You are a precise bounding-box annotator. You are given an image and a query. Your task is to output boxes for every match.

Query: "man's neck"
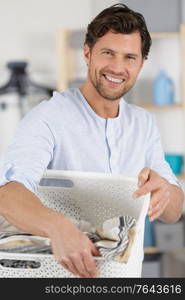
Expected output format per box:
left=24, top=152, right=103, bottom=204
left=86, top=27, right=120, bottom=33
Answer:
left=80, top=83, right=120, bottom=119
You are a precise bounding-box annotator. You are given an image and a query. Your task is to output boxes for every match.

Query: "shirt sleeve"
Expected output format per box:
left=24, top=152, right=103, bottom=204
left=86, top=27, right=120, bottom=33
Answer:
left=145, top=113, right=181, bottom=187
left=0, top=106, right=55, bottom=193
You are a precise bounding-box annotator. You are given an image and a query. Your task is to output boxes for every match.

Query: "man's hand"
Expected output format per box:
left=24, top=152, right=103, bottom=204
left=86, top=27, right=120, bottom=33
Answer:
left=49, top=215, right=100, bottom=278
left=132, top=167, right=171, bottom=221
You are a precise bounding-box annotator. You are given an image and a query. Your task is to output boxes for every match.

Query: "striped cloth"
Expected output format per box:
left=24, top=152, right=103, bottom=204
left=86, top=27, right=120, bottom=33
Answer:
left=80, top=216, right=136, bottom=262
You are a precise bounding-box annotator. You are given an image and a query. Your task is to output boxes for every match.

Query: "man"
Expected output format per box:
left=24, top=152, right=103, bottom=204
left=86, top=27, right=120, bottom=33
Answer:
left=0, top=4, right=184, bottom=278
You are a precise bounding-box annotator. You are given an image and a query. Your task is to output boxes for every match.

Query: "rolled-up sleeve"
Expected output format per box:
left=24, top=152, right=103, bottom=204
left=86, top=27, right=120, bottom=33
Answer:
left=0, top=105, right=55, bottom=193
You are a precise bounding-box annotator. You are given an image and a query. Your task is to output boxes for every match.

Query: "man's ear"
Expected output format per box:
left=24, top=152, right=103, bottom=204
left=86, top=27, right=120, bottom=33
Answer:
left=83, top=44, right=91, bottom=65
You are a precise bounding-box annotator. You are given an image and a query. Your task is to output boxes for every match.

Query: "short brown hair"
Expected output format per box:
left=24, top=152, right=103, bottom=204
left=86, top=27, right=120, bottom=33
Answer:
left=85, top=3, right=152, bottom=59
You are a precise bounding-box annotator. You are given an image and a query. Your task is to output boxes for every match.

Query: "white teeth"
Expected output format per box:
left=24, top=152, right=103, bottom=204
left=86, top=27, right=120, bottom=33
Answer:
left=105, top=75, right=123, bottom=83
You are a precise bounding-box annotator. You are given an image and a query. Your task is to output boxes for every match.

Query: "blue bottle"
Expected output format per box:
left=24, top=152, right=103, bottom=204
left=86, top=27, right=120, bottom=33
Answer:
left=152, top=70, right=174, bottom=105
left=144, top=216, right=155, bottom=247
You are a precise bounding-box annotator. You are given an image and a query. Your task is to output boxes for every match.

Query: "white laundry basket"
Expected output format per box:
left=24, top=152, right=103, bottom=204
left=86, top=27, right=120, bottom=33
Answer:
left=0, top=170, right=150, bottom=278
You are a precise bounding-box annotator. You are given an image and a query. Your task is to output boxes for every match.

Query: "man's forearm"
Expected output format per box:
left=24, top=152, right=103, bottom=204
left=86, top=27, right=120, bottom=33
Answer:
left=0, top=181, right=63, bottom=237
left=159, top=184, right=184, bottom=223
left=0, top=181, right=99, bottom=278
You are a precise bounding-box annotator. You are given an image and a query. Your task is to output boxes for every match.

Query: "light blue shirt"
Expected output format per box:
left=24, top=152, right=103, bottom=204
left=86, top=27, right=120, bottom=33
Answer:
left=0, top=88, right=179, bottom=192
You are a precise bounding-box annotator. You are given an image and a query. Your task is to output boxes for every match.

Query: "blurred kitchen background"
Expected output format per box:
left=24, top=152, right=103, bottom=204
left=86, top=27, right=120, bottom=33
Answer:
left=0, top=0, right=185, bottom=277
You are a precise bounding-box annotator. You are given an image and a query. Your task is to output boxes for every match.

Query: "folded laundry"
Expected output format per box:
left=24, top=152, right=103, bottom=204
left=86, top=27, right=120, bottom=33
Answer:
left=0, top=216, right=136, bottom=268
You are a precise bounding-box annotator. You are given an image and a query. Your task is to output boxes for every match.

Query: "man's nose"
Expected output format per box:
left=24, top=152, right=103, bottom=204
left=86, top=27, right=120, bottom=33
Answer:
left=109, top=56, right=128, bottom=75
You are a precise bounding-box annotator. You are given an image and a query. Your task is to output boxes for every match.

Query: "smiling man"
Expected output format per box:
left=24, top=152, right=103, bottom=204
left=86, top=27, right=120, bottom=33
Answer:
left=81, top=31, right=143, bottom=117
left=0, top=4, right=184, bottom=278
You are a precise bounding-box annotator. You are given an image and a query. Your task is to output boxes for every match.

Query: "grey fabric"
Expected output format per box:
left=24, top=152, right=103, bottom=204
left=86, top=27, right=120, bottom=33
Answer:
left=87, top=216, right=136, bottom=260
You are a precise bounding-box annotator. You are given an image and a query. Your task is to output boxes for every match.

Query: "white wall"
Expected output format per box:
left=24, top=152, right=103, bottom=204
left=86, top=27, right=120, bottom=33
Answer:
left=0, top=0, right=91, bottom=87
left=0, top=0, right=91, bottom=159
left=91, top=0, right=118, bottom=18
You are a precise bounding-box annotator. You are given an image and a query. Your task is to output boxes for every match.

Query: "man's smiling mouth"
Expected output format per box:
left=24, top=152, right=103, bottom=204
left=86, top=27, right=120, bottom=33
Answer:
left=103, top=74, right=125, bottom=83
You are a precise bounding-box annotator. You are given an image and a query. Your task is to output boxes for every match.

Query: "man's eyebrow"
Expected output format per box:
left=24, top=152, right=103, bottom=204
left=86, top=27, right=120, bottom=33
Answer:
left=127, top=53, right=139, bottom=57
left=100, top=47, right=115, bottom=52
left=100, top=48, right=139, bottom=57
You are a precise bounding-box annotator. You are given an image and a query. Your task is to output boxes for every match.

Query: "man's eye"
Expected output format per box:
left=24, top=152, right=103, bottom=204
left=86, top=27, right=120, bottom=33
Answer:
left=102, top=51, right=112, bottom=55
left=128, top=56, right=136, bottom=60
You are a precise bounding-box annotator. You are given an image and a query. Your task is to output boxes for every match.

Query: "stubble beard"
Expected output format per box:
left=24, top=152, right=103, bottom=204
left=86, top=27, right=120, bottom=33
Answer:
left=89, top=69, right=134, bottom=101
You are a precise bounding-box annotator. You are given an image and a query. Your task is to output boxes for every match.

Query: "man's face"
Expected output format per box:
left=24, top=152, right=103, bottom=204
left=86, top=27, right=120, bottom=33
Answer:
left=84, top=31, right=144, bottom=101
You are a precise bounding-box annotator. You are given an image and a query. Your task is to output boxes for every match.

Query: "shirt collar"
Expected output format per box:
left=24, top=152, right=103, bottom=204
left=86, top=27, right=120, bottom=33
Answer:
left=76, top=88, right=124, bottom=122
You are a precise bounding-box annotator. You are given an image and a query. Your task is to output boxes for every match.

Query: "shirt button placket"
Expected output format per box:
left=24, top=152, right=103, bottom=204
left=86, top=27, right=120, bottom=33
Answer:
left=106, top=119, right=117, bottom=173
